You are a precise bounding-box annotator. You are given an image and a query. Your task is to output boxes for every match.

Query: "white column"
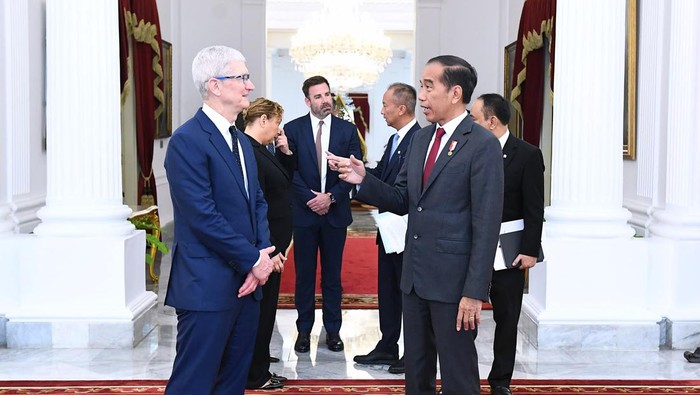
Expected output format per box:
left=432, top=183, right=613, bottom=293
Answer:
left=6, top=0, right=156, bottom=349
left=648, top=0, right=700, bottom=349
left=648, top=0, right=700, bottom=241
left=0, top=0, right=29, bottom=237
left=522, top=1, right=657, bottom=351
left=33, top=0, right=133, bottom=237
left=544, top=0, right=634, bottom=238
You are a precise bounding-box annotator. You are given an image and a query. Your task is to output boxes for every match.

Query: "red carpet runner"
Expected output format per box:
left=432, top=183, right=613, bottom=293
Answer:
left=2, top=379, right=700, bottom=394
left=278, top=237, right=379, bottom=309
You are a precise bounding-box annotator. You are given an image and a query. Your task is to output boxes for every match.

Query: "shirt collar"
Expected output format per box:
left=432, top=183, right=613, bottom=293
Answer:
left=498, top=129, right=510, bottom=150
left=437, top=110, right=470, bottom=135
left=202, top=103, right=236, bottom=133
left=396, top=119, right=417, bottom=140
left=310, top=112, right=331, bottom=127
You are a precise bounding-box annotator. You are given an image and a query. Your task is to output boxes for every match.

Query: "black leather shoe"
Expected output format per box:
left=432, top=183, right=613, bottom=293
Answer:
left=270, top=372, right=287, bottom=382
left=269, top=356, right=280, bottom=363
left=353, top=349, right=398, bottom=365
left=259, top=377, right=284, bottom=390
left=491, top=386, right=513, bottom=395
left=388, top=356, right=405, bottom=374
left=326, top=332, right=344, bottom=352
left=294, top=332, right=310, bottom=353
left=685, top=347, right=700, bottom=363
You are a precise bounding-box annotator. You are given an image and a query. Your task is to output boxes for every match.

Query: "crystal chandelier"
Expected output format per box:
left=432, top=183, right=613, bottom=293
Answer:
left=289, top=0, right=392, bottom=92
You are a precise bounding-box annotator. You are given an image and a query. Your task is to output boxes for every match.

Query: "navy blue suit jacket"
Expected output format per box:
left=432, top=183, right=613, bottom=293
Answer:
left=367, top=122, right=420, bottom=212
left=164, top=108, right=271, bottom=311
left=284, top=114, right=362, bottom=228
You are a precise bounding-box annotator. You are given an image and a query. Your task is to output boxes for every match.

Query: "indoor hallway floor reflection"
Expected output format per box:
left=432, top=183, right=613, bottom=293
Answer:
left=1, top=207, right=698, bottom=381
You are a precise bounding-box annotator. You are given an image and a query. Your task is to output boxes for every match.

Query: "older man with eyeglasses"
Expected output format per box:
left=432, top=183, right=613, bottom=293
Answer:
left=164, top=45, right=275, bottom=395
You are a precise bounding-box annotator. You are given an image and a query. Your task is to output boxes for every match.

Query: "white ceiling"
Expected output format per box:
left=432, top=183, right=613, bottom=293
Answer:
left=266, top=0, right=416, bottom=32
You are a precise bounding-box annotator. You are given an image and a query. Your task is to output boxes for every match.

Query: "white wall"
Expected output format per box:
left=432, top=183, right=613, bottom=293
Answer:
left=415, top=0, right=502, bottom=111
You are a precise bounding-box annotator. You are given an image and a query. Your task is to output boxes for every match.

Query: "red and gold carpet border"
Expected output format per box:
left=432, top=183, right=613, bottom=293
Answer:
left=2, top=379, right=700, bottom=394
left=278, top=293, right=378, bottom=309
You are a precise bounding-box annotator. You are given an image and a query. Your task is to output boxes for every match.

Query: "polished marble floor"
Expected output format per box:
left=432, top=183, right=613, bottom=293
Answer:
left=1, top=209, right=698, bottom=382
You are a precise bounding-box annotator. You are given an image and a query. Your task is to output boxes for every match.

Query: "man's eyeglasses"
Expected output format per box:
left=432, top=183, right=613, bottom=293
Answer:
left=214, top=74, right=251, bottom=82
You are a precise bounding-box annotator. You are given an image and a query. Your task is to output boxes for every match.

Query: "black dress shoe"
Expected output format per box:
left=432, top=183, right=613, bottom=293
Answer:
left=388, top=356, right=405, bottom=374
left=491, top=386, right=513, bottom=395
left=269, top=356, right=280, bottom=363
left=258, top=377, right=284, bottom=390
left=270, top=372, right=287, bottom=382
left=326, top=332, right=344, bottom=352
left=353, top=349, right=398, bottom=365
left=294, top=332, right=310, bottom=353
left=685, top=347, right=700, bottom=363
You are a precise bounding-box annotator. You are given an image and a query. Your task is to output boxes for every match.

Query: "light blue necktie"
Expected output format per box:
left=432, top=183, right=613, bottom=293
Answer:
left=388, top=133, right=400, bottom=161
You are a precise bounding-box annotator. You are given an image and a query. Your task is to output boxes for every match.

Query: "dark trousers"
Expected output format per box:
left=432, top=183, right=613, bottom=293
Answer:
left=376, top=234, right=403, bottom=356
left=488, top=268, right=526, bottom=388
left=246, top=271, right=281, bottom=389
left=403, top=290, right=480, bottom=395
left=165, top=297, right=259, bottom=395
left=293, top=223, right=347, bottom=334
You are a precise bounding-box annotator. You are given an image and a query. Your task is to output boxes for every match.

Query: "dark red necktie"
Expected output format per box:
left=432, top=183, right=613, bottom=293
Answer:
left=422, top=127, right=445, bottom=189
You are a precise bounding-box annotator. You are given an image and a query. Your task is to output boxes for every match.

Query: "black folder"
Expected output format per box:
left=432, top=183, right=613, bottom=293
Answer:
left=498, top=230, right=545, bottom=270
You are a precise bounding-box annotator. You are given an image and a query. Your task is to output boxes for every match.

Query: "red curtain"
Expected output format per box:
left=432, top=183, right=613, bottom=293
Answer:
left=119, top=0, right=165, bottom=206
left=511, top=0, right=556, bottom=147
left=348, top=93, right=370, bottom=139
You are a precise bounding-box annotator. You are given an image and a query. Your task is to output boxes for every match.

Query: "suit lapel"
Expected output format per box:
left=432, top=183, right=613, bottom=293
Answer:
left=301, top=114, right=321, bottom=180
left=199, top=111, right=249, bottom=199
left=422, top=119, right=472, bottom=194
left=411, top=128, right=433, bottom=199
left=261, top=145, right=292, bottom=181
left=387, top=123, right=419, bottom=181
left=378, top=135, right=394, bottom=180
left=502, top=134, right=518, bottom=170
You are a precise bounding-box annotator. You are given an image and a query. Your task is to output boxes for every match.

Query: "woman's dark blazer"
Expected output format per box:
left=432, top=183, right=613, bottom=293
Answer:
left=246, top=135, right=294, bottom=255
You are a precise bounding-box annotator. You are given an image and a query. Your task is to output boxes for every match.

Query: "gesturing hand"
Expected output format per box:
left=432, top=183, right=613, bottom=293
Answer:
left=327, top=152, right=365, bottom=185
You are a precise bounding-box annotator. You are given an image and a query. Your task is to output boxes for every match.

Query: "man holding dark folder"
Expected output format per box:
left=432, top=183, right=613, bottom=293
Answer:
left=470, top=93, right=545, bottom=395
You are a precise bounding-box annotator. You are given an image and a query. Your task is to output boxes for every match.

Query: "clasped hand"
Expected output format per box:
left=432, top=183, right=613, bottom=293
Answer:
left=307, top=190, right=331, bottom=215
left=238, top=246, right=275, bottom=298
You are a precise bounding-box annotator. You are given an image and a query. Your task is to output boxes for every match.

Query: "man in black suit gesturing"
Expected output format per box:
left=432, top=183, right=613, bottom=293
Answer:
left=470, top=94, right=545, bottom=395
left=330, top=56, right=503, bottom=395
left=353, top=83, right=420, bottom=374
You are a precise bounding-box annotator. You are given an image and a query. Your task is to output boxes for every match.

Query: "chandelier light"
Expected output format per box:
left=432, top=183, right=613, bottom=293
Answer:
left=289, top=0, right=392, bottom=92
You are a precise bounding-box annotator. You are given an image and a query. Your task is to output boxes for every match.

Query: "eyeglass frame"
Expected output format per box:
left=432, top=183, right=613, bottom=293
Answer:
left=213, top=74, right=251, bottom=82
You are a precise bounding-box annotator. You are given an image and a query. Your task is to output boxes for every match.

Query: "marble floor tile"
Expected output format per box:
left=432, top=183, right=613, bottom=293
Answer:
left=1, top=215, right=698, bottom=382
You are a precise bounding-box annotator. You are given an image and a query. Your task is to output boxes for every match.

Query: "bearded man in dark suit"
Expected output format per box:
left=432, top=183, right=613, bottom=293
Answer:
left=283, top=76, right=362, bottom=353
